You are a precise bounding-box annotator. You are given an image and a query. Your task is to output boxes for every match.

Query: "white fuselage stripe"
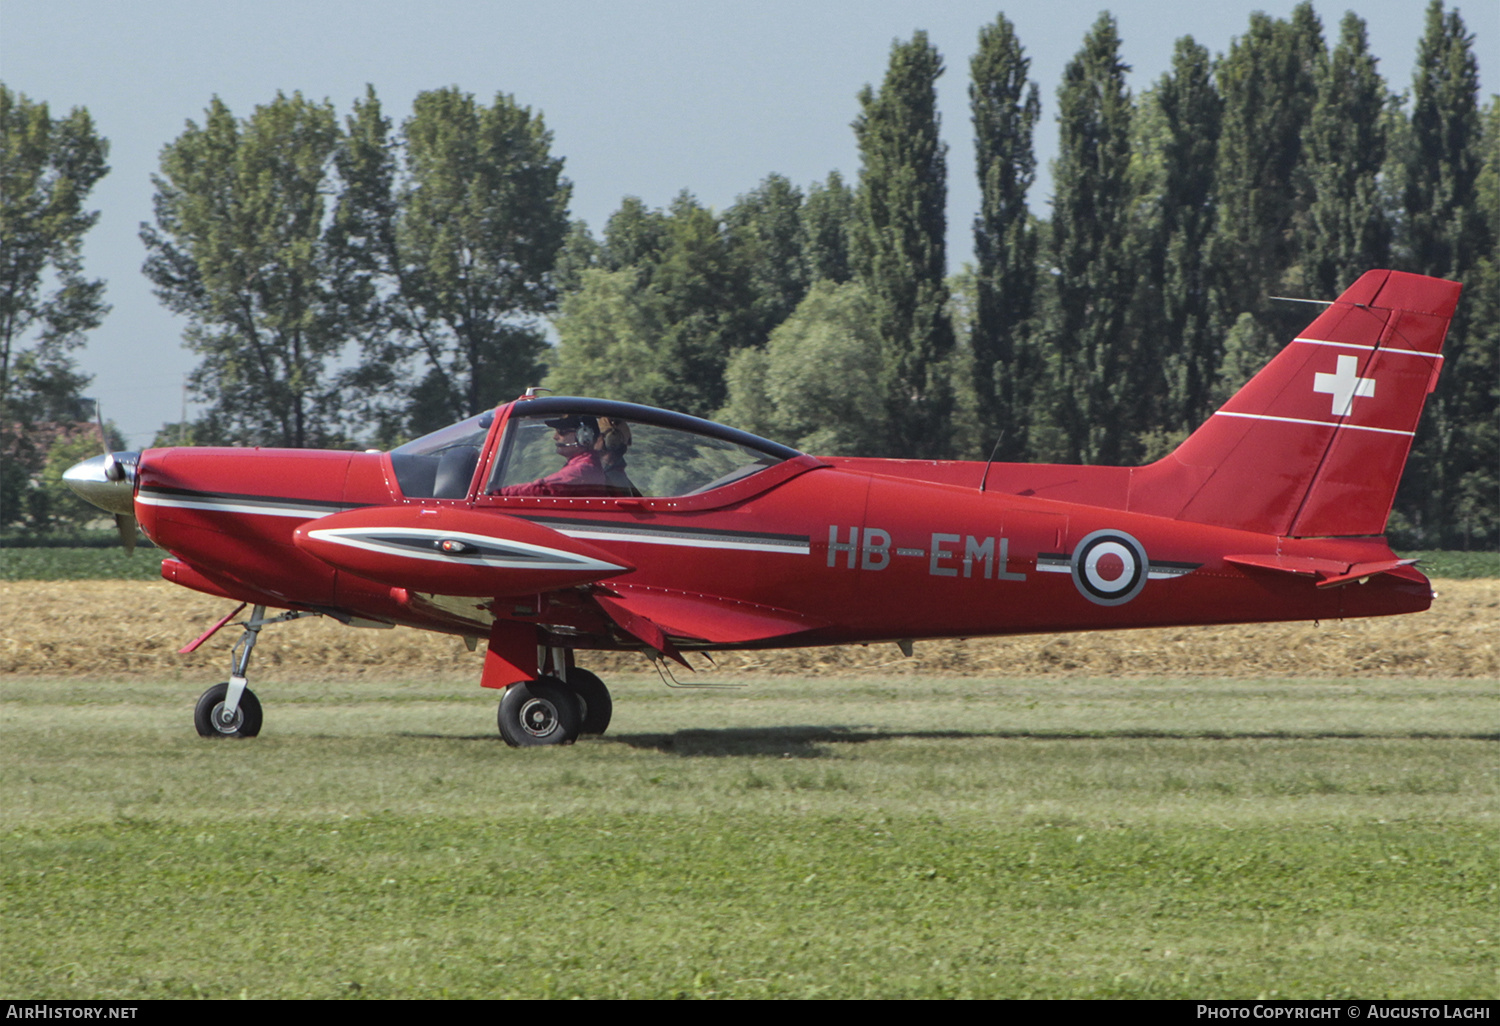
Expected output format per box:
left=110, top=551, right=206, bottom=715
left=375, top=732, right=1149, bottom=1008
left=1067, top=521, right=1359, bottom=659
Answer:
left=555, top=527, right=810, bottom=555
left=138, top=493, right=810, bottom=556
left=1212, top=411, right=1415, bottom=436
left=136, top=494, right=347, bottom=518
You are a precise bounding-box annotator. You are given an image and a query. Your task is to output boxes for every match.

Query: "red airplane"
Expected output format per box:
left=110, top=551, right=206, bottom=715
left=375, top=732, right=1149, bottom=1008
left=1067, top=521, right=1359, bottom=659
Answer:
left=65, top=269, right=1461, bottom=746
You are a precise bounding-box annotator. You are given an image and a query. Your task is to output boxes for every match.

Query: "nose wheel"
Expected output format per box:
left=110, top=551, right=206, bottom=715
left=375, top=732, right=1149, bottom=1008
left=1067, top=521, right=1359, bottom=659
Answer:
left=195, top=681, right=263, bottom=738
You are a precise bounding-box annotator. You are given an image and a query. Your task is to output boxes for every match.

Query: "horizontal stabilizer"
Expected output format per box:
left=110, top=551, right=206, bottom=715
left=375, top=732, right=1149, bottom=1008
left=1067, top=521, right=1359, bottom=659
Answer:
left=1225, top=553, right=1419, bottom=588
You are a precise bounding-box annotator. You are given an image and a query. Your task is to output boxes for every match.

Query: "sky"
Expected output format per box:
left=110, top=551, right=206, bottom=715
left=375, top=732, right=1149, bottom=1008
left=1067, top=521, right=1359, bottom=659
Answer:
left=2, top=0, right=1495, bottom=448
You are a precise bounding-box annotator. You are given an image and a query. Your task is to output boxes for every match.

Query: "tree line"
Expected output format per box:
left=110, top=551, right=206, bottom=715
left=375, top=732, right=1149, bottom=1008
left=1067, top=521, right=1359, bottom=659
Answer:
left=1, top=1, right=1495, bottom=546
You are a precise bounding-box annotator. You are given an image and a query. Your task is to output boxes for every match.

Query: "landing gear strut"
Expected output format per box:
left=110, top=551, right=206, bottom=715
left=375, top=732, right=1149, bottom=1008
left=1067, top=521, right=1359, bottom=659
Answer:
left=193, top=604, right=308, bottom=739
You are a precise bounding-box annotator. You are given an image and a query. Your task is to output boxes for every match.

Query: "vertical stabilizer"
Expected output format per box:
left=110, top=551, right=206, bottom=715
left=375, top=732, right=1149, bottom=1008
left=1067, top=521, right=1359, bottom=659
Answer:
left=1129, top=270, right=1462, bottom=537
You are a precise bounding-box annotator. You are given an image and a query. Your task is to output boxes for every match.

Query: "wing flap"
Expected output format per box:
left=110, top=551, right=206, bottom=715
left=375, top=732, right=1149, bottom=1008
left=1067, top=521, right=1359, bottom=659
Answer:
left=595, top=585, right=827, bottom=645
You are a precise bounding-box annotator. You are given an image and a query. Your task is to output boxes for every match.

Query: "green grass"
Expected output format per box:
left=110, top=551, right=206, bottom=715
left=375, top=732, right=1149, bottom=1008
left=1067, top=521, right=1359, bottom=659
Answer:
left=1400, top=550, right=1500, bottom=580
left=0, top=546, right=162, bottom=581
left=2, top=675, right=1496, bottom=999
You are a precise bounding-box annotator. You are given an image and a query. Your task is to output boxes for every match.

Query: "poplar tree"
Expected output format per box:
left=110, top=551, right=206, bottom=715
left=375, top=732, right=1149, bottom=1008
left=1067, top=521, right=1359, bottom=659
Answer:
left=851, top=31, right=954, bottom=458
left=724, top=173, right=808, bottom=345
left=1208, top=3, right=1324, bottom=392
left=969, top=13, right=1041, bottom=459
left=1153, top=38, right=1223, bottom=435
left=802, top=171, right=855, bottom=285
left=1302, top=12, right=1390, bottom=298
left=1395, top=1, right=1493, bottom=546
left=1041, top=13, right=1136, bottom=464
left=1402, top=0, right=1485, bottom=283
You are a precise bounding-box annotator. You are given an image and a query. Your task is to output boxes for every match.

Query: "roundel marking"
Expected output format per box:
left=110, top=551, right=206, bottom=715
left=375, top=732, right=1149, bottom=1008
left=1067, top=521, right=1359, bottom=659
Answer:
left=1070, top=529, right=1148, bottom=606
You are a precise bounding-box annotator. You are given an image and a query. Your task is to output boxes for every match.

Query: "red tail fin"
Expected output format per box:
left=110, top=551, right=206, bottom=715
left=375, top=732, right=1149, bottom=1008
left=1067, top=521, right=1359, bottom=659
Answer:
left=1131, top=270, right=1462, bottom=537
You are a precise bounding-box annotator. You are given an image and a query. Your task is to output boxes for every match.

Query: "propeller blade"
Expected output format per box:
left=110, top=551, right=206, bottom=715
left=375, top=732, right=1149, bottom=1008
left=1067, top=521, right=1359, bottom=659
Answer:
left=93, top=399, right=111, bottom=455
left=115, top=513, right=138, bottom=555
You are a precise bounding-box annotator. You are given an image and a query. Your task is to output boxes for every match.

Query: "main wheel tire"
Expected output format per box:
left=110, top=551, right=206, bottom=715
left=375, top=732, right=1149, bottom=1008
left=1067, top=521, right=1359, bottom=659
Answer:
left=565, top=668, right=613, bottom=736
left=194, top=682, right=263, bottom=738
left=498, top=678, right=581, bottom=748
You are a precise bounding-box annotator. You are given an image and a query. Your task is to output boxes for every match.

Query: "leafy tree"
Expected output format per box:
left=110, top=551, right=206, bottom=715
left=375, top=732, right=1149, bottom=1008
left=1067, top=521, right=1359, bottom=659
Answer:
left=1401, top=0, right=1485, bottom=282
left=381, top=88, right=572, bottom=434
left=851, top=31, right=955, bottom=458
left=717, top=280, right=886, bottom=454
left=546, top=268, right=673, bottom=406
left=1302, top=12, right=1390, bottom=298
left=599, top=196, right=670, bottom=277
left=142, top=93, right=348, bottom=448
left=725, top=174, right=808, bottom=344
left=642, top=193, right=755, bottom=416
left=0, top=85, right=107, bottom=423
left=0, top=85, right=108, bottom=531
left=801, top=171, right=855, bottom=285
left=551, top=219, right=603, bottom=294
left=969, top=13, right=1041, bottom=459
left=1039, top=13, right=1137, bottom=464
left=1446, top=95, right=1499, bottom=546
left=548, top=193, right=754, bottom=416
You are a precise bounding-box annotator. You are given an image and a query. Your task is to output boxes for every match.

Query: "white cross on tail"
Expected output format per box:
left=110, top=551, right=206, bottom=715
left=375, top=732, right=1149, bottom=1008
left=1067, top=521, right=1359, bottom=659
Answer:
left=1313, top=354, right=1376, bottom=416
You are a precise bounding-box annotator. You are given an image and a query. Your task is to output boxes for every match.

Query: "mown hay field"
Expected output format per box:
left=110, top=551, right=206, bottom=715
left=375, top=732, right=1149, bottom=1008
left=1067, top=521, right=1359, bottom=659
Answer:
left=2, top=578, right=1496, bottom=681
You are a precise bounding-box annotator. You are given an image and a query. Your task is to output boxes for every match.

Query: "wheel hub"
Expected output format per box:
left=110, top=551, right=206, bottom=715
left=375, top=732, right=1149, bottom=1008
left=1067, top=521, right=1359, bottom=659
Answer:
left=519, top=697, right=560, bottom=738
left=211, top=702, right=243, bottom=734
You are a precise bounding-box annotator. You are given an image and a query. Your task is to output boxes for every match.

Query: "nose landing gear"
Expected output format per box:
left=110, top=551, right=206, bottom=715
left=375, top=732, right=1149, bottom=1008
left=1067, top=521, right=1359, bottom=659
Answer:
left=192, top=605, right=309, bottom=739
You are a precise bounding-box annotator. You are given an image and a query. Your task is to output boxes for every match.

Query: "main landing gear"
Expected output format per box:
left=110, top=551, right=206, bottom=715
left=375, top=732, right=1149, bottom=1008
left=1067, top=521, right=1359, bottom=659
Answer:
left=194, top=604, right=306, bottom=739
left=496, top=667, right=614, bottom=748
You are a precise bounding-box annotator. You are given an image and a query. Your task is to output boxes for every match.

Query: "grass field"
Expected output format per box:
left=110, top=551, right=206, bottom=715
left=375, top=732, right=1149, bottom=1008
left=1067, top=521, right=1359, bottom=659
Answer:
left=3, top=672, right=1496, bottom=999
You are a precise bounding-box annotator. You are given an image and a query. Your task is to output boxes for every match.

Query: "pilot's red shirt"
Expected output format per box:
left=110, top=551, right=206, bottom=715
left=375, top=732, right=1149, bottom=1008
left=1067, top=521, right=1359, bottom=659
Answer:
left=496, top=451, right=606, bottom=497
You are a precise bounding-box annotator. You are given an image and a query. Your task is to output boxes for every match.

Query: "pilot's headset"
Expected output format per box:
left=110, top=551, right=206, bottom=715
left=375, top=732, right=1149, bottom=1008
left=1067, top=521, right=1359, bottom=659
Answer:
left=595, top=417, right=631, bottom=459
left=575, top=417, right=598, bottom=449
left=547, top=415, right=597, bottom=450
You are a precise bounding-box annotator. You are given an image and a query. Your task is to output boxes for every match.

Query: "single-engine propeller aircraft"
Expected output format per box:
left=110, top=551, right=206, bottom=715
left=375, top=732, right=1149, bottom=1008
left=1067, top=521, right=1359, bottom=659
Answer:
left=65, top=270, right=1461, bottom=746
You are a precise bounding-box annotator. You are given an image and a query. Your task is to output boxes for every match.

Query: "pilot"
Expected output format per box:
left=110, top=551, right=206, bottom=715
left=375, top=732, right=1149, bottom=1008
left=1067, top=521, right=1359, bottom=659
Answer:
left=494, top=415, right=608, bottom=497
left=594, top=417, right=639, bottom=495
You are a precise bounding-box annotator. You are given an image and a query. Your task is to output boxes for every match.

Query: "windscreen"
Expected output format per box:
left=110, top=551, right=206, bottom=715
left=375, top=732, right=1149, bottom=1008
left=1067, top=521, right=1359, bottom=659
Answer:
left=389, top=410, right=494, bottom=499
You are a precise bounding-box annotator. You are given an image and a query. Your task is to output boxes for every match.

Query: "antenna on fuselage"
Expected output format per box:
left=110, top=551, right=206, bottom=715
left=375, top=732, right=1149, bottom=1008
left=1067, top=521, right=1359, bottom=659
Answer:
left=978, top=432, right=1005, bottom=494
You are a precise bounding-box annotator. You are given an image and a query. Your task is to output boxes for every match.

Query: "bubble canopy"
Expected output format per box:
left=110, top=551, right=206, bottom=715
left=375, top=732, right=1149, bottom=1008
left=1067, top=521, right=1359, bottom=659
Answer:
left=389, top=398, right=803, bottom=501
